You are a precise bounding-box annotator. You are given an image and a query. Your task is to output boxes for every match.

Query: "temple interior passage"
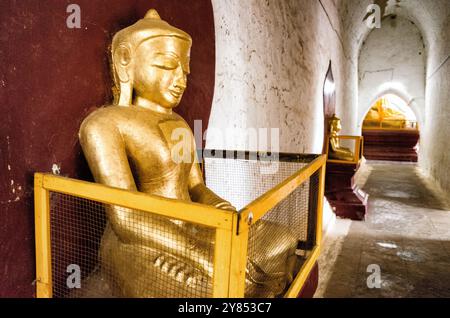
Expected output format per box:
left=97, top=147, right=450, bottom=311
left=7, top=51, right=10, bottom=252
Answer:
left=1, top=0, right=450, bottom=299
left=317, top=161, right=450, bottom=297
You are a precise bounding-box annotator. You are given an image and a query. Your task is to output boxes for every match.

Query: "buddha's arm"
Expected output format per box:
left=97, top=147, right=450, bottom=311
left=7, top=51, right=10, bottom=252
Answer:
left=329, top=138, right=353, bottom=157
left=79, top=117, right=148, bottom=242
left=79, top=118, right=199, bottom=242
left=335, top=146, right=353, bottom=155
left=330, top=138, right=350, bottom=153
left=188, top=160, right=236, bottom=211
left=79, top=117, right=215, bottom=275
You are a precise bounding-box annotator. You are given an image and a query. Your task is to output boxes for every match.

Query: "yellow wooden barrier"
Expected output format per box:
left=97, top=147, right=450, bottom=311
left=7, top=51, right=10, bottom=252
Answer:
left=34, top=154, right=326, bottom=298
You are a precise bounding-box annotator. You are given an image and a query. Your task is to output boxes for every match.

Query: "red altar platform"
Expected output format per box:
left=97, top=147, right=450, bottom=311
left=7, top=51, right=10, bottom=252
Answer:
left=325, top=136, right=369, bottom=221
left=362, top=129, right=419, bottom=162
left=325, top=161, right=368, bottom=220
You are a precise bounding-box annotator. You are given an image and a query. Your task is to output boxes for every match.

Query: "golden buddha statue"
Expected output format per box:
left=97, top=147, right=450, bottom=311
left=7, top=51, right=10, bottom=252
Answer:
left=79, top=10, right=297, bottom=298
left=363, top=98, right=406, bottom=129
left=328, top=115, right=354, bottom=161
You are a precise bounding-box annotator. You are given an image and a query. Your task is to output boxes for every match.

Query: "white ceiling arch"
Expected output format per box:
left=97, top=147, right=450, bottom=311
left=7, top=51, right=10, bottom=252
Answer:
left=359, top=87, right=421, bottom=127
left=357, top=14, right=426, bottom=129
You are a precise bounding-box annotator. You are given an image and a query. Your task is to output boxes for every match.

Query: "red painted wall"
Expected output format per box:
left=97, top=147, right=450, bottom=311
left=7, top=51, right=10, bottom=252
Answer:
left=0, top=0, right=215, bottom=297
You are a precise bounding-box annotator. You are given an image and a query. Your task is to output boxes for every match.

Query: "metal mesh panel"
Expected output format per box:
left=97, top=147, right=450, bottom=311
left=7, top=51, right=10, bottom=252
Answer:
left=205, top=157, right=308, bottom=211
left=339, top=138, right=356, bottom=153
left=49, top=192, right=215, bottom=298
left=204, top=152, right=320, bottom=297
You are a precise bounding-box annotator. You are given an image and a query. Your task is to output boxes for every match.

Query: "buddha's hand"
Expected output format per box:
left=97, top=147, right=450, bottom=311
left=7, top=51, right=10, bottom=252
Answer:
left=213, top=200, right=237, bottom=211
left=343, top=147, right=353, bottom=153
left=190, top=184, right=237, bottom=211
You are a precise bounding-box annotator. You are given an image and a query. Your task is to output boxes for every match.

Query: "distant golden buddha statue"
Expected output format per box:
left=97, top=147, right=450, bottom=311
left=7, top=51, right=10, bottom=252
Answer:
left=328, top=115, right=354, bottom=161
left=79, top=10, right=297, bottom=298
left=363, top=98, right=406, bottom=129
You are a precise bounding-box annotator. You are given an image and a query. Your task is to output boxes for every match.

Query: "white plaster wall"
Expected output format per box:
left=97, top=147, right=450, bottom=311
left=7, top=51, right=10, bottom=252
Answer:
left=207, top=0, right=350, bottom=234
left=358, top=16, right=426, bottom=130
left=205, top=0, right=450, bottom=231
left=207, top=0, right=348, bottom=153
left=379, top=0, right=450, bottom=194
left=419, top=6, right=450, bottom=194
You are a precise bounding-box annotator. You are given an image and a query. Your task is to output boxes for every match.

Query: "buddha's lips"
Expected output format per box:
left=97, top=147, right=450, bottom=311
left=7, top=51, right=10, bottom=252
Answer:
left=169, top=90, right=184, bottom=98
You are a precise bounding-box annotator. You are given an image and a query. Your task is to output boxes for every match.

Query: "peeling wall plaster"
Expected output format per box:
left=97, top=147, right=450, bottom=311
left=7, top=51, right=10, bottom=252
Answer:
left=207, top=0, right=351, bottom=240
left=207, top=0, right=350, bottom=153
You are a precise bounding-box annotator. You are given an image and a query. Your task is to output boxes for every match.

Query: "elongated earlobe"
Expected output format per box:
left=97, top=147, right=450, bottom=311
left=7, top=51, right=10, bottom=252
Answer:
left=113, top=44, right=133, bottom=106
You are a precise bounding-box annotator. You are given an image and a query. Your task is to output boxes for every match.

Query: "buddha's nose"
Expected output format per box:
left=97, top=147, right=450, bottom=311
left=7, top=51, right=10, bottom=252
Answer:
left=173, top=69, right=187, bottom=91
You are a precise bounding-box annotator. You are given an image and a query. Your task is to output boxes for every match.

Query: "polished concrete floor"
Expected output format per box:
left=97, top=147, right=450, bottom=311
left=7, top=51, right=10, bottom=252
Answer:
left=316, top=161, right=450, bottom=298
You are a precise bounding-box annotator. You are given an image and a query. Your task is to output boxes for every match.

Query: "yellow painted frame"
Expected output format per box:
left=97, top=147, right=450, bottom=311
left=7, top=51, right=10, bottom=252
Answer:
left=326, top=135, right=363, bottom=165
left=34, top=154, right=326, bottom=298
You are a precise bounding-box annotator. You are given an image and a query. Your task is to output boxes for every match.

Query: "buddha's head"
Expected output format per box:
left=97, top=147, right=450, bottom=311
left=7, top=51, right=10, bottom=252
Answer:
left=111, top=9, right=192, bottom=110
left=329, top=114, right=342, bottom=134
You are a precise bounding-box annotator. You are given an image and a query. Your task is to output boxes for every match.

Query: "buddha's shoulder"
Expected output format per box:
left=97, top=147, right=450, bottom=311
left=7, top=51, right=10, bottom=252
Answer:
left=80, top=106, right=189, bottom=133
left=82, top=105, right=139, bottom=124
left=86, top=105, right=137, bottom=119
left=79, top=105, right=134, bottom=133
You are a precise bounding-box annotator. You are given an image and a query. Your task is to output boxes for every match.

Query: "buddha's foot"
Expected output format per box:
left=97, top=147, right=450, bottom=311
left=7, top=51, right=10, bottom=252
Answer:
left=153, top=254, right=200, bottom=287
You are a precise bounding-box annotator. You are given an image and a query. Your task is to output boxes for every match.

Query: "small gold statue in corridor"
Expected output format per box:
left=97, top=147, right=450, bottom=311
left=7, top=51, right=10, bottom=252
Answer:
left=328, top=115, right=355, bottom=161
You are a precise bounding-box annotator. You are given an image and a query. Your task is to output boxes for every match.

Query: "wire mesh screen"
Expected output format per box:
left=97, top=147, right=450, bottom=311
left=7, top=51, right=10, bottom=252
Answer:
left=204, top=152, right=310, bottom=211
left=339, top=138, right=356, bottom=153
left=204, top=151, right=320, bottom=297
left=48, top=192, right=215, bottom=298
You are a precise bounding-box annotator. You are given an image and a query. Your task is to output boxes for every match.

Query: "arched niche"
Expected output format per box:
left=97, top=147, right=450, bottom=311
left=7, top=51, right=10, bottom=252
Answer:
left=359, top=88, right=421, bottom=132
left=361, top=91, right=421, bottom=162
left=322, top=61, right=336, bottom=153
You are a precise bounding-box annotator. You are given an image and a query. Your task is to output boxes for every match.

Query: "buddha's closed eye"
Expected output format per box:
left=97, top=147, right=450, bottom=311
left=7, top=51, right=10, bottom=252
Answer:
left=152, top=57, right=179, bottom=70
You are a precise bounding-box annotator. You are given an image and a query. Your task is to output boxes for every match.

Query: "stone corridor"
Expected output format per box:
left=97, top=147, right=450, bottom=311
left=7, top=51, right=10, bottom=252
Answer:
left=316, top=161, right=450, bottom=297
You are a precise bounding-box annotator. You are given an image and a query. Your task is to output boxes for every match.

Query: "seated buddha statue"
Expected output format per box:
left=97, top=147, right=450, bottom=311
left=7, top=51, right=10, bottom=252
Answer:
left=328, top=115, right=354, bottom=161
left=79, top=10, right=298, bottom=298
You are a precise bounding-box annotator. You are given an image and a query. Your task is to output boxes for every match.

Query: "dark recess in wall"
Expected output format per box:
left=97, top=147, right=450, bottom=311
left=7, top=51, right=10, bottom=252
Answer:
left=322, top=61, right=336, bottom=154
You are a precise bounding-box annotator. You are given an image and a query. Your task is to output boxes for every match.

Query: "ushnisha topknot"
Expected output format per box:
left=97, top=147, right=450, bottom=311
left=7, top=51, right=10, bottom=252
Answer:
left=330, top=114, right=340, bottom=122
left=112, top=9, right=192, bottom=52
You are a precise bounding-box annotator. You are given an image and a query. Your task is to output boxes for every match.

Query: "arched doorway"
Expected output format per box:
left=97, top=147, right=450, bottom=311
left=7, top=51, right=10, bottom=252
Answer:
left=362, top=93, right=418, bottom=129
left=362, top=94, right=420, bottom=162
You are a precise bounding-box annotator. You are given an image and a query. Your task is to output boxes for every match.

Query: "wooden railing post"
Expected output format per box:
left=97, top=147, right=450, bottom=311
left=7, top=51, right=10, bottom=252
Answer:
left=34, top=173, right=52, bottom=298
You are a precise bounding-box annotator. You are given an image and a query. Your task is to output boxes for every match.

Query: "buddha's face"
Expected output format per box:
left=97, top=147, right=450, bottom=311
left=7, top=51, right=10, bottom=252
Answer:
left=133, top=36, right=191, bottom=109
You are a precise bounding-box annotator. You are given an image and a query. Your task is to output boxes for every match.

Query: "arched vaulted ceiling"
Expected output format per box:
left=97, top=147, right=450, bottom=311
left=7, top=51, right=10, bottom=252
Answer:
left=340, top=0, right=450, bottom=74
